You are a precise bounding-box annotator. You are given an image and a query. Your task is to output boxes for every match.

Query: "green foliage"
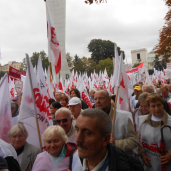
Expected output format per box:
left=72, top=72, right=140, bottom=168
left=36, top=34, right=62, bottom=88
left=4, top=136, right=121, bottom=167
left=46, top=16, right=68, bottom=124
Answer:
left=66, top=53, right=73, bottom=71
left=0, top=71, right=6, bottom=79
left=154, top=57, right=167, bottom=70
left=133, top=63, right=141, bottom=68
left=148, top=69, right=154, bottom=75
left=96, top=58, right=113, bottom=77
left=87, top=39, right=125, bottom=63
left=20, top=51, right=49, bottom=71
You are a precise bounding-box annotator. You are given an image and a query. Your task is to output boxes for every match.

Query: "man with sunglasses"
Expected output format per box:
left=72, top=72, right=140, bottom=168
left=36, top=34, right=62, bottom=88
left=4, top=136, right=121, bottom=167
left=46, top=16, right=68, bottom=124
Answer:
left=55, top=107, right=77, bottom=145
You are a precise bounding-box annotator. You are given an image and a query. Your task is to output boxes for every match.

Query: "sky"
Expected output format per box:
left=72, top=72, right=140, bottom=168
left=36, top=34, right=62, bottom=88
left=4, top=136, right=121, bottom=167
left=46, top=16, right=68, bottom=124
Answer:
left=0, top=0, right=168, bottom=66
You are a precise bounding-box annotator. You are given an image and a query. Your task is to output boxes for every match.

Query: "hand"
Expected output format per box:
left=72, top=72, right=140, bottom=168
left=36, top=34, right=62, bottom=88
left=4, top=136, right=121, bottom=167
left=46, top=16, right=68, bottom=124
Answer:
left=142, top=154, right=151, bottom=167
left=160, top=152, right=171, bottom=165
left=110, top=136, right=115, bottom=145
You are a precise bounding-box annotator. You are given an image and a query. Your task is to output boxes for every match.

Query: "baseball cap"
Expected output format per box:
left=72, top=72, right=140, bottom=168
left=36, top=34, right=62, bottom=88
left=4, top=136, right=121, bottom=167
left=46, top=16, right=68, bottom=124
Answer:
left=12, top=97, right=19, bottom=101
left=69, top=97, right=81, bottom=105
left=134, top=86, right=142, bottom=91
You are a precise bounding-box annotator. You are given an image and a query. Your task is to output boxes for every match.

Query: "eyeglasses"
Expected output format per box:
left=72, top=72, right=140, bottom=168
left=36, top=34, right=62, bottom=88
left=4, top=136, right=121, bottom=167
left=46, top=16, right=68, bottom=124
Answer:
left=56, top=118, right=68, bottom=124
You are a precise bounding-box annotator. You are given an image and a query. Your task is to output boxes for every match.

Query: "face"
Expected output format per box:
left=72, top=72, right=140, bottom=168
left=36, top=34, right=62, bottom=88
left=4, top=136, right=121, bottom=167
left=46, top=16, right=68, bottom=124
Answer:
left=149, top=101, right=164, bottom=117
left=140, top=102, right=150, bottom=114
left=55, top=112, right=72, bottom=134
left=69, top=104, right=82, bottom=119
left=161, top=89, right=169, bottom=98
left=61, top=99, right=67, bottom=107
left=70, top=91, right=77, bottom=98
left=94, top=91, right=110, bottom=112
left=75, top=115, right=109, bottom=159
left=50, top=104, right=57, bottom=115
left=90, top=92, right=95, bottom=98
left=10, top=132, right=26, bottom=149
left=45, top=132, right=64, bottom=157
left=134, top=90, right=142, bottom=98
left=55, top=93, right=61, bottom=102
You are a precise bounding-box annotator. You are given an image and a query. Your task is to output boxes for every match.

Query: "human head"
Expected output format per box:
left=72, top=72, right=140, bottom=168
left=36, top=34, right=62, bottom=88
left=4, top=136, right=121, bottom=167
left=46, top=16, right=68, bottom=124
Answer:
left=69, top=97, right=82, bottom=119
left=10, top=102, right=18, bottom=116
left=75, top=109, right=111, bottom=159
left=94, top=90, right=111, bottom=113
left=134, top=86, right=142, bottom=98
left=54, top=92, right=62, bottom=102
left=160, top=86, right=169, bottom=98
left=90, top=89, right=96, bottom=98
left=55, top=108, right=72, bottom=134
left=49, top=98, right=55, bottom=106
left=43, top=126, right=67, bottom=157
left=145, top=93, right=164, bottom=117
left=60, top=95, right=68, bottom=107
left=142, top=84, right=155, bottom=93
left=138, top=92, right=150, bottom=114
left=50, top=102, right=62, bottom=115
left=168, top=84, right=171, bottom=93
left=8, top=123, right=28, bottom=149
left=70, top=89, right=81, bottom=98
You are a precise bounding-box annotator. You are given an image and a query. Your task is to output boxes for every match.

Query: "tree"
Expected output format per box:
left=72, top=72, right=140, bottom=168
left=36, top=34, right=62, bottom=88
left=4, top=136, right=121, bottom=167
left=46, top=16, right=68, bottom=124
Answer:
left=66, top=53, right=73, bottom=71
left=96, top=58, right=113, bottom=77
left=153, top=0, right=171, bottom=61
left=153, top=57, right=167, bottom=70
left=85, top=0, right=107, bottom=5
left=74, top=54, right=80, bottom=63
left=88, top=39, right=125, bottom=64
left=0, top=71, right=6, bottom=79
left=20, top=51, right=49, bottom=71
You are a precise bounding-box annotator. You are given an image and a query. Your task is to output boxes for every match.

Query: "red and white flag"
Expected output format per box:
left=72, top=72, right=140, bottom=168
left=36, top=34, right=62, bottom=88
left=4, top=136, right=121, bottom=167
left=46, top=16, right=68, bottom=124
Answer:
left=46, top=3, right=61, bottom=74
left=59, top=76, right=63, bottom=91
left=0, top=74, right=12, bottom=143
left=19, top=55, right=52, bottom=149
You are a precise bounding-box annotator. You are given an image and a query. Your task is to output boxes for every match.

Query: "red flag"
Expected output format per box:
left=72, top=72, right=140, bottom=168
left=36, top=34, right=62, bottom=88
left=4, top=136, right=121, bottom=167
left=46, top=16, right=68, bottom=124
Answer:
left=46, top=3, right=61, bottom=74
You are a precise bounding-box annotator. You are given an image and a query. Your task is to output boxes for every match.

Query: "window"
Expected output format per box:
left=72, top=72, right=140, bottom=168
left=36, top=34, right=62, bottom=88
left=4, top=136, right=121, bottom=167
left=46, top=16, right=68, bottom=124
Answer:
left=137, top=53, right=140, bottom=59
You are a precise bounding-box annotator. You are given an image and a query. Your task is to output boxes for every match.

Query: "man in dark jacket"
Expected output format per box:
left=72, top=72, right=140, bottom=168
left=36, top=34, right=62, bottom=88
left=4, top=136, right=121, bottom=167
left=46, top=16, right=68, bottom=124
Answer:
left=73, top=109, right=143, bottom=171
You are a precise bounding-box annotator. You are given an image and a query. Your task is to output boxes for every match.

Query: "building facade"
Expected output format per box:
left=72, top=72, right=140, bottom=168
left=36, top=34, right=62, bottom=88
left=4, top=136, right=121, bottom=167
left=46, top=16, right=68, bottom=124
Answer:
left=0, top=61, right=22, bottom=72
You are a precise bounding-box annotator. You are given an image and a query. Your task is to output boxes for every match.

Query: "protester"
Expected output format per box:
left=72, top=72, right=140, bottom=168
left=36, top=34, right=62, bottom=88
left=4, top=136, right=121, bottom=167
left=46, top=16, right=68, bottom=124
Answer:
left=74, top=108, right=143, bottom=171
left=60, top=95, right=69, bottom=108
left=48, top=98, right=55, bottom=106
left=55, top=108, right=76, bottom=145
left=50, top=102, right=62, bottom=125
left=54, top=92, right=62, bottom=103
left=138, top=93, right=171, bottom=170
left=32, top=126, right=83, bottom=171
left=160, top=85, right=171, bottom=102
left=132, top=92, right=150, bottom=133
left=89, top=89, right=95, bottom=103
left=168, top=84, right=171, bottom=93
left=94, top=90, right=139, bottom=155
left=0, top=156, right=9, bottom=171
left=8, top=124, right=40, bottom=171
left=0, top=139, right=21, bottom=171
left=70, top=89, right=88, bottom=109
left=68, top=97, right=82, bottom=125
left=11, top=102, right=19, bottom=126
left=12, top=96, right=21, bottom=108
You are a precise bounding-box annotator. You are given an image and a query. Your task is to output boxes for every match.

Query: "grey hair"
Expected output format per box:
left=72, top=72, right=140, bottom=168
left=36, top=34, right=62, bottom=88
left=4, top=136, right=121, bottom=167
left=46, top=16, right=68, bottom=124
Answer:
left=142, top=84, right=155, bottom=93
left=138, top=92, right=149, bottom=104
left=43, top=125, right=68, bottom=143
left=55, top=92, right=62, bottom=96
left=8, top=123, right=28, bottom=139
left=80, top=109, right=112, bottom=137
left=55, top=107, right=72, bottom=118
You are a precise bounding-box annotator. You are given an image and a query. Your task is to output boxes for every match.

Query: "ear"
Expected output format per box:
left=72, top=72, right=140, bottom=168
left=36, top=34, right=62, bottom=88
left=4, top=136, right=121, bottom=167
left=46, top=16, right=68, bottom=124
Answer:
left=102, top=134, right=111, bottom=147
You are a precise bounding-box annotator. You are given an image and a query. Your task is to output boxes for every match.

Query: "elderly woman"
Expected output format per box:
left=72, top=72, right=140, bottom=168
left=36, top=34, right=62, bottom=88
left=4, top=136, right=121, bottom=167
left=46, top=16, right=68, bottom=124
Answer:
left=132, top=92, right=150, bottom=133
left=138, top=93, right=171, bottom=171
left=32, top=126, right=83, bottom=171
left=8, top=124, right=40, bottom=171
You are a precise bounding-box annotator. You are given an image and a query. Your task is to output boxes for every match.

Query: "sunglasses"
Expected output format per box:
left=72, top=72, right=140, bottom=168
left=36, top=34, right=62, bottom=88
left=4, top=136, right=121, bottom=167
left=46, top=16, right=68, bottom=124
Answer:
left=56, top=118, right=68, bottom=124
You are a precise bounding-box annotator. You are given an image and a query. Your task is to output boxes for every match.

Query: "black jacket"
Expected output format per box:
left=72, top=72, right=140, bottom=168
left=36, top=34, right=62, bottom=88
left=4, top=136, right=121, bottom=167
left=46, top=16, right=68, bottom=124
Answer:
left=108, top=143, right=143, bottom=171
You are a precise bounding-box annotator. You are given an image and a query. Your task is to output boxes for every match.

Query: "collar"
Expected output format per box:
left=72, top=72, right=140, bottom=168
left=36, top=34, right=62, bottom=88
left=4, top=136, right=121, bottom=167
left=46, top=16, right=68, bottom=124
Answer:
left=83, top=150, right=108, bottom=171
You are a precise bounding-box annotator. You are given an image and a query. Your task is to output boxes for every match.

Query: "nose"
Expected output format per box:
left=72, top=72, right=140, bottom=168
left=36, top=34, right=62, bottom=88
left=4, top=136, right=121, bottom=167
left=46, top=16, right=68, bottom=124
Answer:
left=76, top=130, right=83, bottom=144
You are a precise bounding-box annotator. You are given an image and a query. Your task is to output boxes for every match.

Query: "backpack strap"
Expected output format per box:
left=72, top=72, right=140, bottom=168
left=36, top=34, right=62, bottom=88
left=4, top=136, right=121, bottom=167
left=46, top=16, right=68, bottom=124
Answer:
left=69, top=147, right=77, bottom=170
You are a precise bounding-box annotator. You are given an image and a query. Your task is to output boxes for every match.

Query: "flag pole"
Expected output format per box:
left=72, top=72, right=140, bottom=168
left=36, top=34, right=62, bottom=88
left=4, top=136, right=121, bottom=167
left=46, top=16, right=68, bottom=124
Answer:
left=0, top=73, right=8, bottom=87
left=111, top=54, right=122, bottom=137
left=26, top=54, right=43, bottom=152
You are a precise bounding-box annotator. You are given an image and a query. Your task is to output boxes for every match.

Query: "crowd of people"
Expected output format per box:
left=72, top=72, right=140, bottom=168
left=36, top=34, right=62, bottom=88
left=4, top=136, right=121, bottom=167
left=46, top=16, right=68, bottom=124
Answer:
left=1, top=79, right=171, bottom=171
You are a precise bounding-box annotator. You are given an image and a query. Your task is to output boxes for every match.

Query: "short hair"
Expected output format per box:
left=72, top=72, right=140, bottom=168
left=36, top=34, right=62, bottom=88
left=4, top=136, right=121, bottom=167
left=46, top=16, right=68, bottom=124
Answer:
left=42, top=125, right=68, bottom=143
left=95, top=90, right=110, bottom=98
left=145, top=93, right=164, bottom=107
left=55, top=92, right=62, bottom=97
left=49, top=99, right=55, bottom=105
left=70, top=89, right=81, bottom=98
left=142, top=84, right=155, bottom=93
left=90, top=89, right=96, bottom=94
left=8, top=123, right=28, bottom=139
left=60, top=95, right=69, bottom=104
left=51, top=102, right=62, bottom=109
left=133, top=83, right=139, bottom=88
left=80, top=109, right=112, bottom=137
left=138, top=92, right=149, bottom=104
left=55, top=107, right=72, bottom=118
left=160, top=86, right=168, bottom=92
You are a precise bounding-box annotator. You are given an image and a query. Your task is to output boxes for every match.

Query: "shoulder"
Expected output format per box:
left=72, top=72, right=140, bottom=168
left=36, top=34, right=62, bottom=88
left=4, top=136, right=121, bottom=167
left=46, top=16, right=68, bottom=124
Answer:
left=25, top=142, right=41, bottom=154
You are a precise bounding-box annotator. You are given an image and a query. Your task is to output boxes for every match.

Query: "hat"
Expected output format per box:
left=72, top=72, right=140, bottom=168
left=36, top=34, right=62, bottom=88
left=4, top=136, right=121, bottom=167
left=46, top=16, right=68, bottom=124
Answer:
left=12, top=97, right=19, bottom=101
left=134, top=86, right=142, bottom=91
left=69, top=97, right=81, bottom=105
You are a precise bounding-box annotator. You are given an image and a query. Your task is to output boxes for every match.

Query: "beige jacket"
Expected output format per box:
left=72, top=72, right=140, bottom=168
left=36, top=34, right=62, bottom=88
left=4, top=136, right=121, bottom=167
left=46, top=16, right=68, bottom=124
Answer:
left=109, top=105, right=139, bottom=153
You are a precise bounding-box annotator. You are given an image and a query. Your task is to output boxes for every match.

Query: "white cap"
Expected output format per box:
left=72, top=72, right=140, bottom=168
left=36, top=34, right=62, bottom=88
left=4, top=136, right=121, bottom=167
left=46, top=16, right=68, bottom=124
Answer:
left=69, top=97, right=81, bottom=105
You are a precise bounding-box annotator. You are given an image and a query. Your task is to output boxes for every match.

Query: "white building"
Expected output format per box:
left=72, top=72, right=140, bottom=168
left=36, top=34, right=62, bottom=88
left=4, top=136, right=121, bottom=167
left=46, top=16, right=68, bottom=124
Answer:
left=148, top=51, right=156, bottom=70
left=131, top=48, right=148, bottom=69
